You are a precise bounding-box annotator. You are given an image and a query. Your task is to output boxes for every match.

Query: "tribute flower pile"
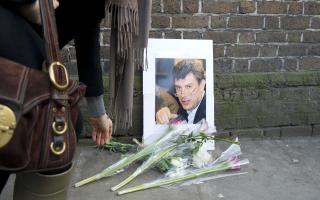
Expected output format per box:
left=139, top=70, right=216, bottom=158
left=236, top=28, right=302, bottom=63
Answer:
left=75, top=120, right=249, bottom=195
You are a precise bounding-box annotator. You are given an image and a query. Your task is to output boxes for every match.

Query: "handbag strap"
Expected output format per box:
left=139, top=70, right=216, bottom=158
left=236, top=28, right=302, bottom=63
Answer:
left=39, top=0, right=69, bottom=91
left=39, top=0, right=71, bottom=157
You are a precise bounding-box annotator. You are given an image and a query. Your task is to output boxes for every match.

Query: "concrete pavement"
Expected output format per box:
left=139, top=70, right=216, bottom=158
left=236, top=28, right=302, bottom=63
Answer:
left=1, top=136, right=320, bottom=200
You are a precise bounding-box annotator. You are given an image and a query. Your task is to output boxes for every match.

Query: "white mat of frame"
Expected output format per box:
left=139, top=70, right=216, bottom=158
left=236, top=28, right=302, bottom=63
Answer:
left=143, top=39, right=215, bottom=145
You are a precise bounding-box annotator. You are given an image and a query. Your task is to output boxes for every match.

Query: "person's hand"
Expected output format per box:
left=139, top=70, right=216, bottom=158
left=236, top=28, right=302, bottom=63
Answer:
left=156, top=107, right=178, bottom=124
left=19, top=0, right=60, bottom=25
left=90, top=113, right=113, bottom=145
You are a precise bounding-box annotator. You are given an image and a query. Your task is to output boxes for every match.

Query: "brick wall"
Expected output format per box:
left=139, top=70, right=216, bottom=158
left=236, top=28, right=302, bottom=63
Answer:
left=62, top=0, right=320, bottom=138
left=148, top=0, right=320, bottom=138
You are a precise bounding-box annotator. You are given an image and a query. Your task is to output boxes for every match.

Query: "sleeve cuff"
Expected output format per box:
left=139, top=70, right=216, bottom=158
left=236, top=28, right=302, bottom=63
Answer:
left=86, top=95, right=106, bottom=117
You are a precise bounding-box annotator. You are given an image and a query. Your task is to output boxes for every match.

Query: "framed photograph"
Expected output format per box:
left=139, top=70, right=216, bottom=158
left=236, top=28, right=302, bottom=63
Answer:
left=143, top=39, right=215, bottom=145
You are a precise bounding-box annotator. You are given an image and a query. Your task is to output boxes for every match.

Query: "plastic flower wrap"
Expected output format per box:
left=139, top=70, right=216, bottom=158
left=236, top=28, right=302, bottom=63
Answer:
left=75, top=119, right=247, bottom=194
left=192, top=142, right=213, bottom=168
left=111, top=126, right=211, bottom=191
left=75, top=125, right=190, bottom=187
left=111, top=122, right=241, bottom=191
left=117, top=142, right=249, bottom=195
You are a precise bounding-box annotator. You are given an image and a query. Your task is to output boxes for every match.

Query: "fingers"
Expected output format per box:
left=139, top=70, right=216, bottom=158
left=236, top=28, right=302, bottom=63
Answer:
left=96, top=131, right=102, bottom=145
left=90, top=114, right=113, bottom=145
left=106, top=118, right=113, bottom=143
left=92, top=130, right=107, bottom=145
left=92, top=129, right=97, bottom=143
left=156, top=107, right=177, bottom=124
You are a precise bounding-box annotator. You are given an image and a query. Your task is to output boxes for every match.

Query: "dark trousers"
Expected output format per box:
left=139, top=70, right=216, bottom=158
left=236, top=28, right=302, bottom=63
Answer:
left=0, top=4, right=83, bottom=194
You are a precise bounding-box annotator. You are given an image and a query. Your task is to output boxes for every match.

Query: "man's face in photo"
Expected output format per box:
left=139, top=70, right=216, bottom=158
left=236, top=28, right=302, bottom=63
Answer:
left=174, top=72, right=205, bottom=111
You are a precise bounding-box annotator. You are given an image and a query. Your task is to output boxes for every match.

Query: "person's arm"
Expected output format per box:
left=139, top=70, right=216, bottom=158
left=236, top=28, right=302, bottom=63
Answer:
left=74, top=22, right=103, bottom=98
left=4, top=0, right=59, bottom=25
left=74, top=21, right=112, bottom=145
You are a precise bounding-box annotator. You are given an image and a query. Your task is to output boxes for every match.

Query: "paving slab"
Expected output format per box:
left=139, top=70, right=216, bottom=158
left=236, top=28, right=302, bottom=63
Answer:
left=1, top=136, right=320, bottom=200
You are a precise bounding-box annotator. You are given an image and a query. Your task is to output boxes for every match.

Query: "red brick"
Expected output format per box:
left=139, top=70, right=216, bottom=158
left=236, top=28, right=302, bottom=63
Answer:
left=265, top=16, right=280, bottom=29
left=303, top=31, right=320, bottom=43
left=281, top=16, right=310, bottom=30
left=258, top=2, right=287, bottom=14
left=256, top=32, right=286, bottom=43
left=211, top=16, right=227, bottom=29
left=308, top=45, right=320, bottom=56
left=311, top=17, right=320, bottom=29
left=152, top=0, right=161, bottom=13
left=278, top=45, right=307, bottom=57
left=288, top=2, right=302, bottom=15
left=283, top=59, right=298, bottom=71
left=203, top=31, right=237, bottom=44
left=214, top=58, right=233, bottom=73
left=212, top=45, right=224, bottom=58
left=234, top=60, right=249, bottom=72
left=183, top=31, right=201, bottom=39
left=259, top=46, right=277, bottom=57
left=228, top=16, right=263, bottom=29
left=287, top=32, right=302, bottom=43
left=239, top=1, right=256, bottom=14
left=239, top=32, right=255, bottom=43
left=152, top=16, right=170, bottom=28
left=250, top=59, right=282, bottom=72
left=202, top=1, right=237, bottom=14
left=164, top=31, right=181, bottom=39
left=163, top=0, right=181, bottom=14
left=183, top=0, right=198, bottom=13
left=149, top=31, right=163, bottom=38
left=300, top=57, right=320, bottom=71
left=226, top=45, right=259, bottom=57
left=304, top=2, right=320, bottom=15
left=172, top=16, right=208, bottom=28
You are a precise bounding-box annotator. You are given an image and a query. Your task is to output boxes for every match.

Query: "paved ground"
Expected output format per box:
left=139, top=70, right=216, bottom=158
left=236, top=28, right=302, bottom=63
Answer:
left=1, top=136, right=320, bottom=200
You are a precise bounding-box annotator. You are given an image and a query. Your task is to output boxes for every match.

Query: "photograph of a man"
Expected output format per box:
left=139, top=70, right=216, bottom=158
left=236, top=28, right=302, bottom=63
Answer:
left=156, top=59, right=206, bottom=124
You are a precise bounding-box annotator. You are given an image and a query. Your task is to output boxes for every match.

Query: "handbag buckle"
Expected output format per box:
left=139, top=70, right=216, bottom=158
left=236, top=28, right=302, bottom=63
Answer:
left=48, top=61, right=69, bottom=90
left=50, top=141, right=66, bottom=155
left=0, top=104, right=16, bottom=148
left=52, top=121, right=68, bottom=135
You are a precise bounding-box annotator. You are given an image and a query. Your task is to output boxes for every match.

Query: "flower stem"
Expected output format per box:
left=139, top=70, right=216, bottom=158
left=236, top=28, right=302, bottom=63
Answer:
left=111, top=144, right=177, bottom=191
left=118, top=159, right=249, bottom=195
left=75, top=127, right=184, bottom=187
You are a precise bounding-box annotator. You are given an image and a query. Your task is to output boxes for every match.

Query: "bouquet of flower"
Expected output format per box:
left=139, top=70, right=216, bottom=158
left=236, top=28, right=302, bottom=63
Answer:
left=75, top=125, right=191, bottom=187
left=75, top=120, right=249, bottom=195
left=117, top=138, right=249, bottom=195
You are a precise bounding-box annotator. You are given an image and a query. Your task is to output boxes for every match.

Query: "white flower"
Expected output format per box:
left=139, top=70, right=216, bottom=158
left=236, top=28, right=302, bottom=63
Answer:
left=192, top=144, right=213, bottom=168
left=166, top=157, right=189, bottom=178
left=170, top=157, right=188, bottom=168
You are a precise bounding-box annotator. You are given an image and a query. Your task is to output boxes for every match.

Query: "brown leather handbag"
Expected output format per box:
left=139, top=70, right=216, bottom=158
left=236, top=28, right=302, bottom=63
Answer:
left=0, top=0, right=86, bottom=172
